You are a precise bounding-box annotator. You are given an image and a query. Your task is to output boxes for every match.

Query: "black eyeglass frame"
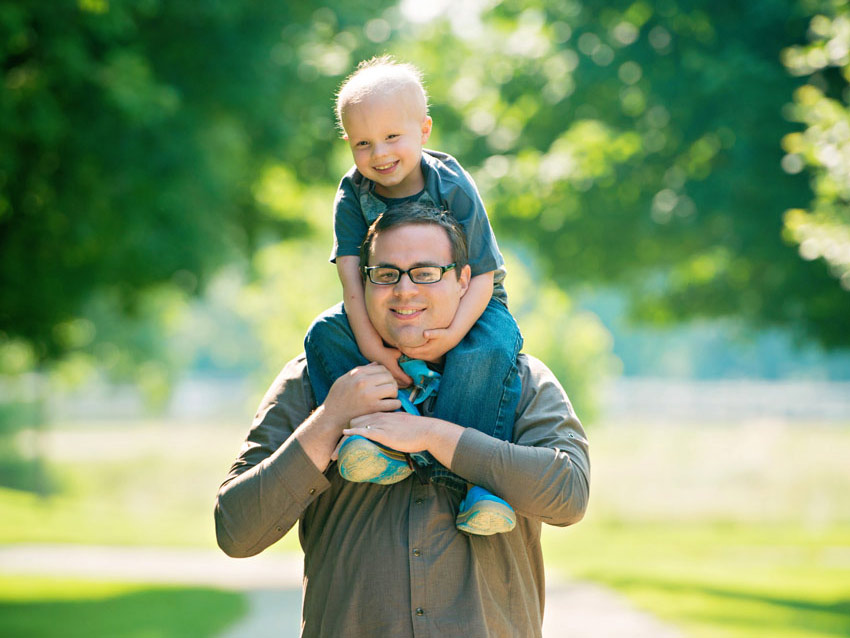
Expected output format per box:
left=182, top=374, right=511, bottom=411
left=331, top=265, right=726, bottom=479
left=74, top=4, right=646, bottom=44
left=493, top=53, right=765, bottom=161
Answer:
left=362, top=263, right=457, bottom=285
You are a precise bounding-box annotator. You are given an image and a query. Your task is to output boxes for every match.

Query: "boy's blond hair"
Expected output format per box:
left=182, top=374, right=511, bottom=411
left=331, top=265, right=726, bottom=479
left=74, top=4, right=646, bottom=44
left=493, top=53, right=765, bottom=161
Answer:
left=335, top=55, right=429, bottom=133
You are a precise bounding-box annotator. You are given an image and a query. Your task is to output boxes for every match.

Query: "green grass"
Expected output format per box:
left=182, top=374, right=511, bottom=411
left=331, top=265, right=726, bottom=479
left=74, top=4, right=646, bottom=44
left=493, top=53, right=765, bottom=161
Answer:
left=0, top=420, right=300, bottom=552
left=545, top=520, right=850, bottom=638
left=2, top=417, right=849, bottom=638
left=542, top=420, right=850, bottom=638
left=0, top=575, right=247, bottom=638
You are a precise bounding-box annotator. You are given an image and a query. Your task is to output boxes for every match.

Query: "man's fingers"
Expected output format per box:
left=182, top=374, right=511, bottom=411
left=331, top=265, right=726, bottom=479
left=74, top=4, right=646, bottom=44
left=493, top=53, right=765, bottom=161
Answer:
left=379, top=398, right=402, bottom=412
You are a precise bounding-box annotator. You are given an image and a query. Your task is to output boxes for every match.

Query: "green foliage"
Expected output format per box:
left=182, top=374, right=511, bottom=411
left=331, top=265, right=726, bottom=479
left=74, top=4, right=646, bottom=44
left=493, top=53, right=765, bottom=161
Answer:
left=0, top=576, right=246, bottom=638
left=0, top=400, right=53, bottom=494
left=0, top=0, right=393, bottom=370
left=397, top=0, right=850, bottom=348
left=781, top=3, right=850, bottom=293
left=504, top=250, right=618, bottom=419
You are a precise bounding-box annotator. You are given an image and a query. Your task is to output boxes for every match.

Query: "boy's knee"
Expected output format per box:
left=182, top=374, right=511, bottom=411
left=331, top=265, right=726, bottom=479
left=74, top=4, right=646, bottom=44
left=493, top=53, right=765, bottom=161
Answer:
left=306, top=306, right=351, bottom=343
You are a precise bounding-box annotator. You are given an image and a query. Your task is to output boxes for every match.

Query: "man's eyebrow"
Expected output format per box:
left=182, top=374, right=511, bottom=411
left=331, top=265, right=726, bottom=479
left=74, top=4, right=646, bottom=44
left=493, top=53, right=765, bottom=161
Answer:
left=372, top=261, right=441, bottom=269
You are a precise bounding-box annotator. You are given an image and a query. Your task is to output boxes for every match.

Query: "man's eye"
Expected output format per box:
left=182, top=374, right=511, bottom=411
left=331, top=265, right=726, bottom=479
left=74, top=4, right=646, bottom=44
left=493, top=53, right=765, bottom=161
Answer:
left=387, top=134, right=399, bottom=140
left=413, top=269, right=439, bottom=283
left=374, top=270, right=398, bottom=283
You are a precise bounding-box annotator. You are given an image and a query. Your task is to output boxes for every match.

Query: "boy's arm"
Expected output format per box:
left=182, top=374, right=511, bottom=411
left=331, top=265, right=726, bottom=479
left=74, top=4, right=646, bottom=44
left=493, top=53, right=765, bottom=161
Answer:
left=337, top=256, right=412, bottom=386
left=403, top=270, right=494, bottom=362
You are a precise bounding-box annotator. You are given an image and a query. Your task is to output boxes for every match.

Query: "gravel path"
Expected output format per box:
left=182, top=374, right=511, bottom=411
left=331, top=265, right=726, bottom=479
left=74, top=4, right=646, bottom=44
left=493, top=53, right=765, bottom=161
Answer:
left=0, top=544, right=680, bottom=638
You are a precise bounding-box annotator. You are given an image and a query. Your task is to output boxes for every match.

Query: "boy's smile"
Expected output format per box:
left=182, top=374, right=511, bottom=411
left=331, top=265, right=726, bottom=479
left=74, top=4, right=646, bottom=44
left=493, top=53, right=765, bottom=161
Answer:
left=342, top=91, right=433, bottom=199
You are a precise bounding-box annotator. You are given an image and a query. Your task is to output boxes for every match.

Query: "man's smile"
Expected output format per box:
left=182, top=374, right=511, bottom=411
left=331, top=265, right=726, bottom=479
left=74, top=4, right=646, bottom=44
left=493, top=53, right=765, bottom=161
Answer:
left=391, top=307, right=423, bottom=318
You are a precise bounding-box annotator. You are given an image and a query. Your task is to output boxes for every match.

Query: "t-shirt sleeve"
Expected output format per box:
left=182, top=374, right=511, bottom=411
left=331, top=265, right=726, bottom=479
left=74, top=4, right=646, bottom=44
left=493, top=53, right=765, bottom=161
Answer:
left=331, top=174, right=368, bottom=263
left=436, top=160, right=503, bottom=278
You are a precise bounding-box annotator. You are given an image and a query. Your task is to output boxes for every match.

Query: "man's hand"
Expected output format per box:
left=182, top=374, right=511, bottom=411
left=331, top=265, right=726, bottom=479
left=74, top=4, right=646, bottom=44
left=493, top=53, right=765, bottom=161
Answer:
left=401, top=326, right=464, bottom=362
left=343, top=412, right=464, bottom=470
left=361, top=341, right=413, bottom=387
left=323, top=362, right=402, bottom=428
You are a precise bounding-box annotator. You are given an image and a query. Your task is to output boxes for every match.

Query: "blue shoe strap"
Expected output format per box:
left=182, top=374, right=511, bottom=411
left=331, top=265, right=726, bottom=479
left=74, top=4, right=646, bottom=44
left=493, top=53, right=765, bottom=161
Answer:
left=399, top=357, right=441, bottom=405
left=397, top=389, right=420, bottom=416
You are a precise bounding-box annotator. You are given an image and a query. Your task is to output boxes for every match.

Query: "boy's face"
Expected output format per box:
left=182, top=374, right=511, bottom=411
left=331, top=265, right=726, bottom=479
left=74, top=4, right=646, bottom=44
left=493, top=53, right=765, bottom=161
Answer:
left=342, top=91, right=433, bottom=199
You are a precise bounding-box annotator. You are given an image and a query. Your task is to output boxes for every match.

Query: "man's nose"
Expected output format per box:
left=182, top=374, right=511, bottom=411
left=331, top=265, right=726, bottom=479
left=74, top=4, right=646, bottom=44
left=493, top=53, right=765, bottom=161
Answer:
left=393, top=272, right=418, bottom=294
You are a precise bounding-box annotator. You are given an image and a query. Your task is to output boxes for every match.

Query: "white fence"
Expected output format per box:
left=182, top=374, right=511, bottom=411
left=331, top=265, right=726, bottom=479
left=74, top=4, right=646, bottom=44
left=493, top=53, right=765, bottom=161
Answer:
left=600, top=377, right=850, bottom=423
left=8, top=375, right=850, bottom=424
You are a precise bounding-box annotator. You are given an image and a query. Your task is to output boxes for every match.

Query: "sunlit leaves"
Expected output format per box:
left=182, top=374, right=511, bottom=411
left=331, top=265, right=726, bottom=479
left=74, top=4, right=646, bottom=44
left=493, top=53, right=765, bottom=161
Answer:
left=781, top=4, right=850, bottom=291
left=504, top=250, right=619, bottom=419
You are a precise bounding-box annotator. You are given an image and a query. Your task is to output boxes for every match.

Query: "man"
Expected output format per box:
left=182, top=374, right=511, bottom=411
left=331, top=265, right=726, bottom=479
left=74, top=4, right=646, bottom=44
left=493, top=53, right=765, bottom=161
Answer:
left=215, top=205, right=590, bottom=637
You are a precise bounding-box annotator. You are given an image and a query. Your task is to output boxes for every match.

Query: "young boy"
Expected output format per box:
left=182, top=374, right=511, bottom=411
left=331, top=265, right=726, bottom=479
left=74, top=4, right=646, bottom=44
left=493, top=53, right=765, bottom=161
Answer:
left=304, top=56, right=523, bottom=535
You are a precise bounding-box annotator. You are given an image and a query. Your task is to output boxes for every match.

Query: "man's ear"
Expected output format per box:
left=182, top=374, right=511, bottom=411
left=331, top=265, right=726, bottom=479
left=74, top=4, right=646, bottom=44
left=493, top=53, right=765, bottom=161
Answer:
left=457, top=264, right=471, bottom=297
left=421, top=116, right=433, bottom=144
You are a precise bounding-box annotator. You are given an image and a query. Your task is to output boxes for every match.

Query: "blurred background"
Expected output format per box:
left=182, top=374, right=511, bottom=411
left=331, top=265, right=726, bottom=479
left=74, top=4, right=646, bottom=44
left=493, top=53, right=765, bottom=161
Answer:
left=1, top=0, right=849, bottom=636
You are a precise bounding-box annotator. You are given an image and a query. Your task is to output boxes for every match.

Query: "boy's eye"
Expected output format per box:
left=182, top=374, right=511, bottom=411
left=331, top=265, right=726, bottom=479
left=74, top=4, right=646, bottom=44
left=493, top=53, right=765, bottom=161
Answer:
left=355, top=140, right=369, bottom=148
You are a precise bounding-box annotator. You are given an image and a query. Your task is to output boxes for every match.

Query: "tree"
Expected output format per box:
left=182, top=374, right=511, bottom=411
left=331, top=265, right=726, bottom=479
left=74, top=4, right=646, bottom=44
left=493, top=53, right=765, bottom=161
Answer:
left=0, top=0, right=393, bottom=368
left=396, top=0, right=850, bottom=348
left=781, top=2, right=850, bottom=294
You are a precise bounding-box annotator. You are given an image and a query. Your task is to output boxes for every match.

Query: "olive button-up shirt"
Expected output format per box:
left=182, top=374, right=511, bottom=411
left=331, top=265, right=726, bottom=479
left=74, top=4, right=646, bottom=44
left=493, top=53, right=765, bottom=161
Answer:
left=215, top=353, right=590, bottom=638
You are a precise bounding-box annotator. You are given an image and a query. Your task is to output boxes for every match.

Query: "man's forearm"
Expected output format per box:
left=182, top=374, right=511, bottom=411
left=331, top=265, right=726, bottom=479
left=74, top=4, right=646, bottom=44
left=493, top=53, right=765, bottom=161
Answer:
left=215, top=431, right=330, bottom=558
left=450, top=429, right=589, bottom=526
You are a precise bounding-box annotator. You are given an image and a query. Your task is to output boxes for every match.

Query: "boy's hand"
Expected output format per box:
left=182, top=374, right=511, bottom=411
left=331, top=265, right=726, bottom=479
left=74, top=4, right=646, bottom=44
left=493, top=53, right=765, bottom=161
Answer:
left=401, top=327, right=464, bottom=362
left=362, top=342, right=413, bottom=387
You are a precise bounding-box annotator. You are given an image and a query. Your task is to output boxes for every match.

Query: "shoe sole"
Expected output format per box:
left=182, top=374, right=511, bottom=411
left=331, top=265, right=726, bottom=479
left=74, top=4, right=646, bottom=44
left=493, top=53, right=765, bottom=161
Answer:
left=456, top=500, right=517, bottom=536
left=338, top=436, right=412, bottom=485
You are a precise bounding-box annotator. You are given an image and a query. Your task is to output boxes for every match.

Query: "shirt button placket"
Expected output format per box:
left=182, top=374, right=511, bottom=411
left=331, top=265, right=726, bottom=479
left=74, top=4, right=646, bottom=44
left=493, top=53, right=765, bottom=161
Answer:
left=410, top=485, right=429, bottom=635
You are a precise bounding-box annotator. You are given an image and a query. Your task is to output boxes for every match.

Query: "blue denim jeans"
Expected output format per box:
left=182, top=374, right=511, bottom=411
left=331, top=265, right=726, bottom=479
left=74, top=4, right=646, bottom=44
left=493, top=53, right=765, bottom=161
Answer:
left=304, top=299, right=523, bottom=490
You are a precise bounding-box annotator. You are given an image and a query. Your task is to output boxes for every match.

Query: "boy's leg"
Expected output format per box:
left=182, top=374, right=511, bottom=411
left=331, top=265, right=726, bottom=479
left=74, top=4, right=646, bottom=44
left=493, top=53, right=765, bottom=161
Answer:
left=427, top=299, right=522, bottom=497
left=303, top=302, right=370, bottom=406
left=434, top=298, right=523, bottom=442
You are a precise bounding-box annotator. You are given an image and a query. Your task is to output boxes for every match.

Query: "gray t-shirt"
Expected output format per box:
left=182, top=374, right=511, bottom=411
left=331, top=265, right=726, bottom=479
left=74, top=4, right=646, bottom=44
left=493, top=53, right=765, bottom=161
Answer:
left=331, top=149, right=507, bottom=303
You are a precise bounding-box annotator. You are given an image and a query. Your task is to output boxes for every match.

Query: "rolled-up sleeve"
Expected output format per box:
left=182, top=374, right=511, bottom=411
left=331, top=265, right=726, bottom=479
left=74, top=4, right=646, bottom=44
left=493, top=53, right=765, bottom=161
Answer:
left=448, top=354, right=590, bottom=526
left=215, top=355, right=329, bottom=557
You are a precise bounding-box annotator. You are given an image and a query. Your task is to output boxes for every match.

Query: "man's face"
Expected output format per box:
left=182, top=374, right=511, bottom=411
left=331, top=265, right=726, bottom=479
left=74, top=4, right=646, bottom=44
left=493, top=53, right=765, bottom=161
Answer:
left=364, top=223, right=470, bottom=360
left=342, top=91, right=433, bottom=199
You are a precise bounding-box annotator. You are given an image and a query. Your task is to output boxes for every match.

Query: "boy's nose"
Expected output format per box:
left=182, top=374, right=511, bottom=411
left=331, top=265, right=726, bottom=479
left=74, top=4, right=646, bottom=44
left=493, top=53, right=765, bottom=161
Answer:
left=372, top=141, right=388, bottom=157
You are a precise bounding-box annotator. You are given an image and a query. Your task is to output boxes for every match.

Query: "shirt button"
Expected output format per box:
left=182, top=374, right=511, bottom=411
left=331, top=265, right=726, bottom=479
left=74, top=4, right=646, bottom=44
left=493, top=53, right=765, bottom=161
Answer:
left=412, top=548, right=421, bottom=557
left=415, top=498, right=424, bottom=505
left=309, top=488, right=316, bottom=495
left=415, top=607, right=425, bottom=616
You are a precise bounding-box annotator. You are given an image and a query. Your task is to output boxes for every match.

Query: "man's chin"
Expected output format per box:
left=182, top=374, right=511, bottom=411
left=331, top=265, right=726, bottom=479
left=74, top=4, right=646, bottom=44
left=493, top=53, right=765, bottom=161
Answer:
left=397, top=339, right=427, bottom=353
left=391, top=331, right=428, bottom=353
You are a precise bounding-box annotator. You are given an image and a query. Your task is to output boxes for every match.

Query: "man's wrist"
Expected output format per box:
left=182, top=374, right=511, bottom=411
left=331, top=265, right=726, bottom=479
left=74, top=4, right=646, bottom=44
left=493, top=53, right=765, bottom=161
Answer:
left=296, top=405, right=347, bottom=473
left=424, top=418, right=464, bottom=469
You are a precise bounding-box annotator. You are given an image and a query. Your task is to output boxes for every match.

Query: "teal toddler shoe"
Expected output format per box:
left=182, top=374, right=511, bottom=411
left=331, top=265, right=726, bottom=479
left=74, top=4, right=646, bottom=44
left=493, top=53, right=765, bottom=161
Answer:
left=337, top=435, right=412, bottom=485
left=455, top=485, right=517, bottom=535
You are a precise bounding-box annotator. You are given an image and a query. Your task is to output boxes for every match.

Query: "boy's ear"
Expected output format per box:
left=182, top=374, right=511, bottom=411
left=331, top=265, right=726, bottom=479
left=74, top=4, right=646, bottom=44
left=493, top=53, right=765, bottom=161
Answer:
left=421, top=116, right=433, bottom=143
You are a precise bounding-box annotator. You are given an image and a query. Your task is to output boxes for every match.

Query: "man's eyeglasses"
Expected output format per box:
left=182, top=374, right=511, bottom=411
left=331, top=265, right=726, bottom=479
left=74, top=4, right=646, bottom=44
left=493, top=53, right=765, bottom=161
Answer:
left=363, top=263, right=457, bottom=285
